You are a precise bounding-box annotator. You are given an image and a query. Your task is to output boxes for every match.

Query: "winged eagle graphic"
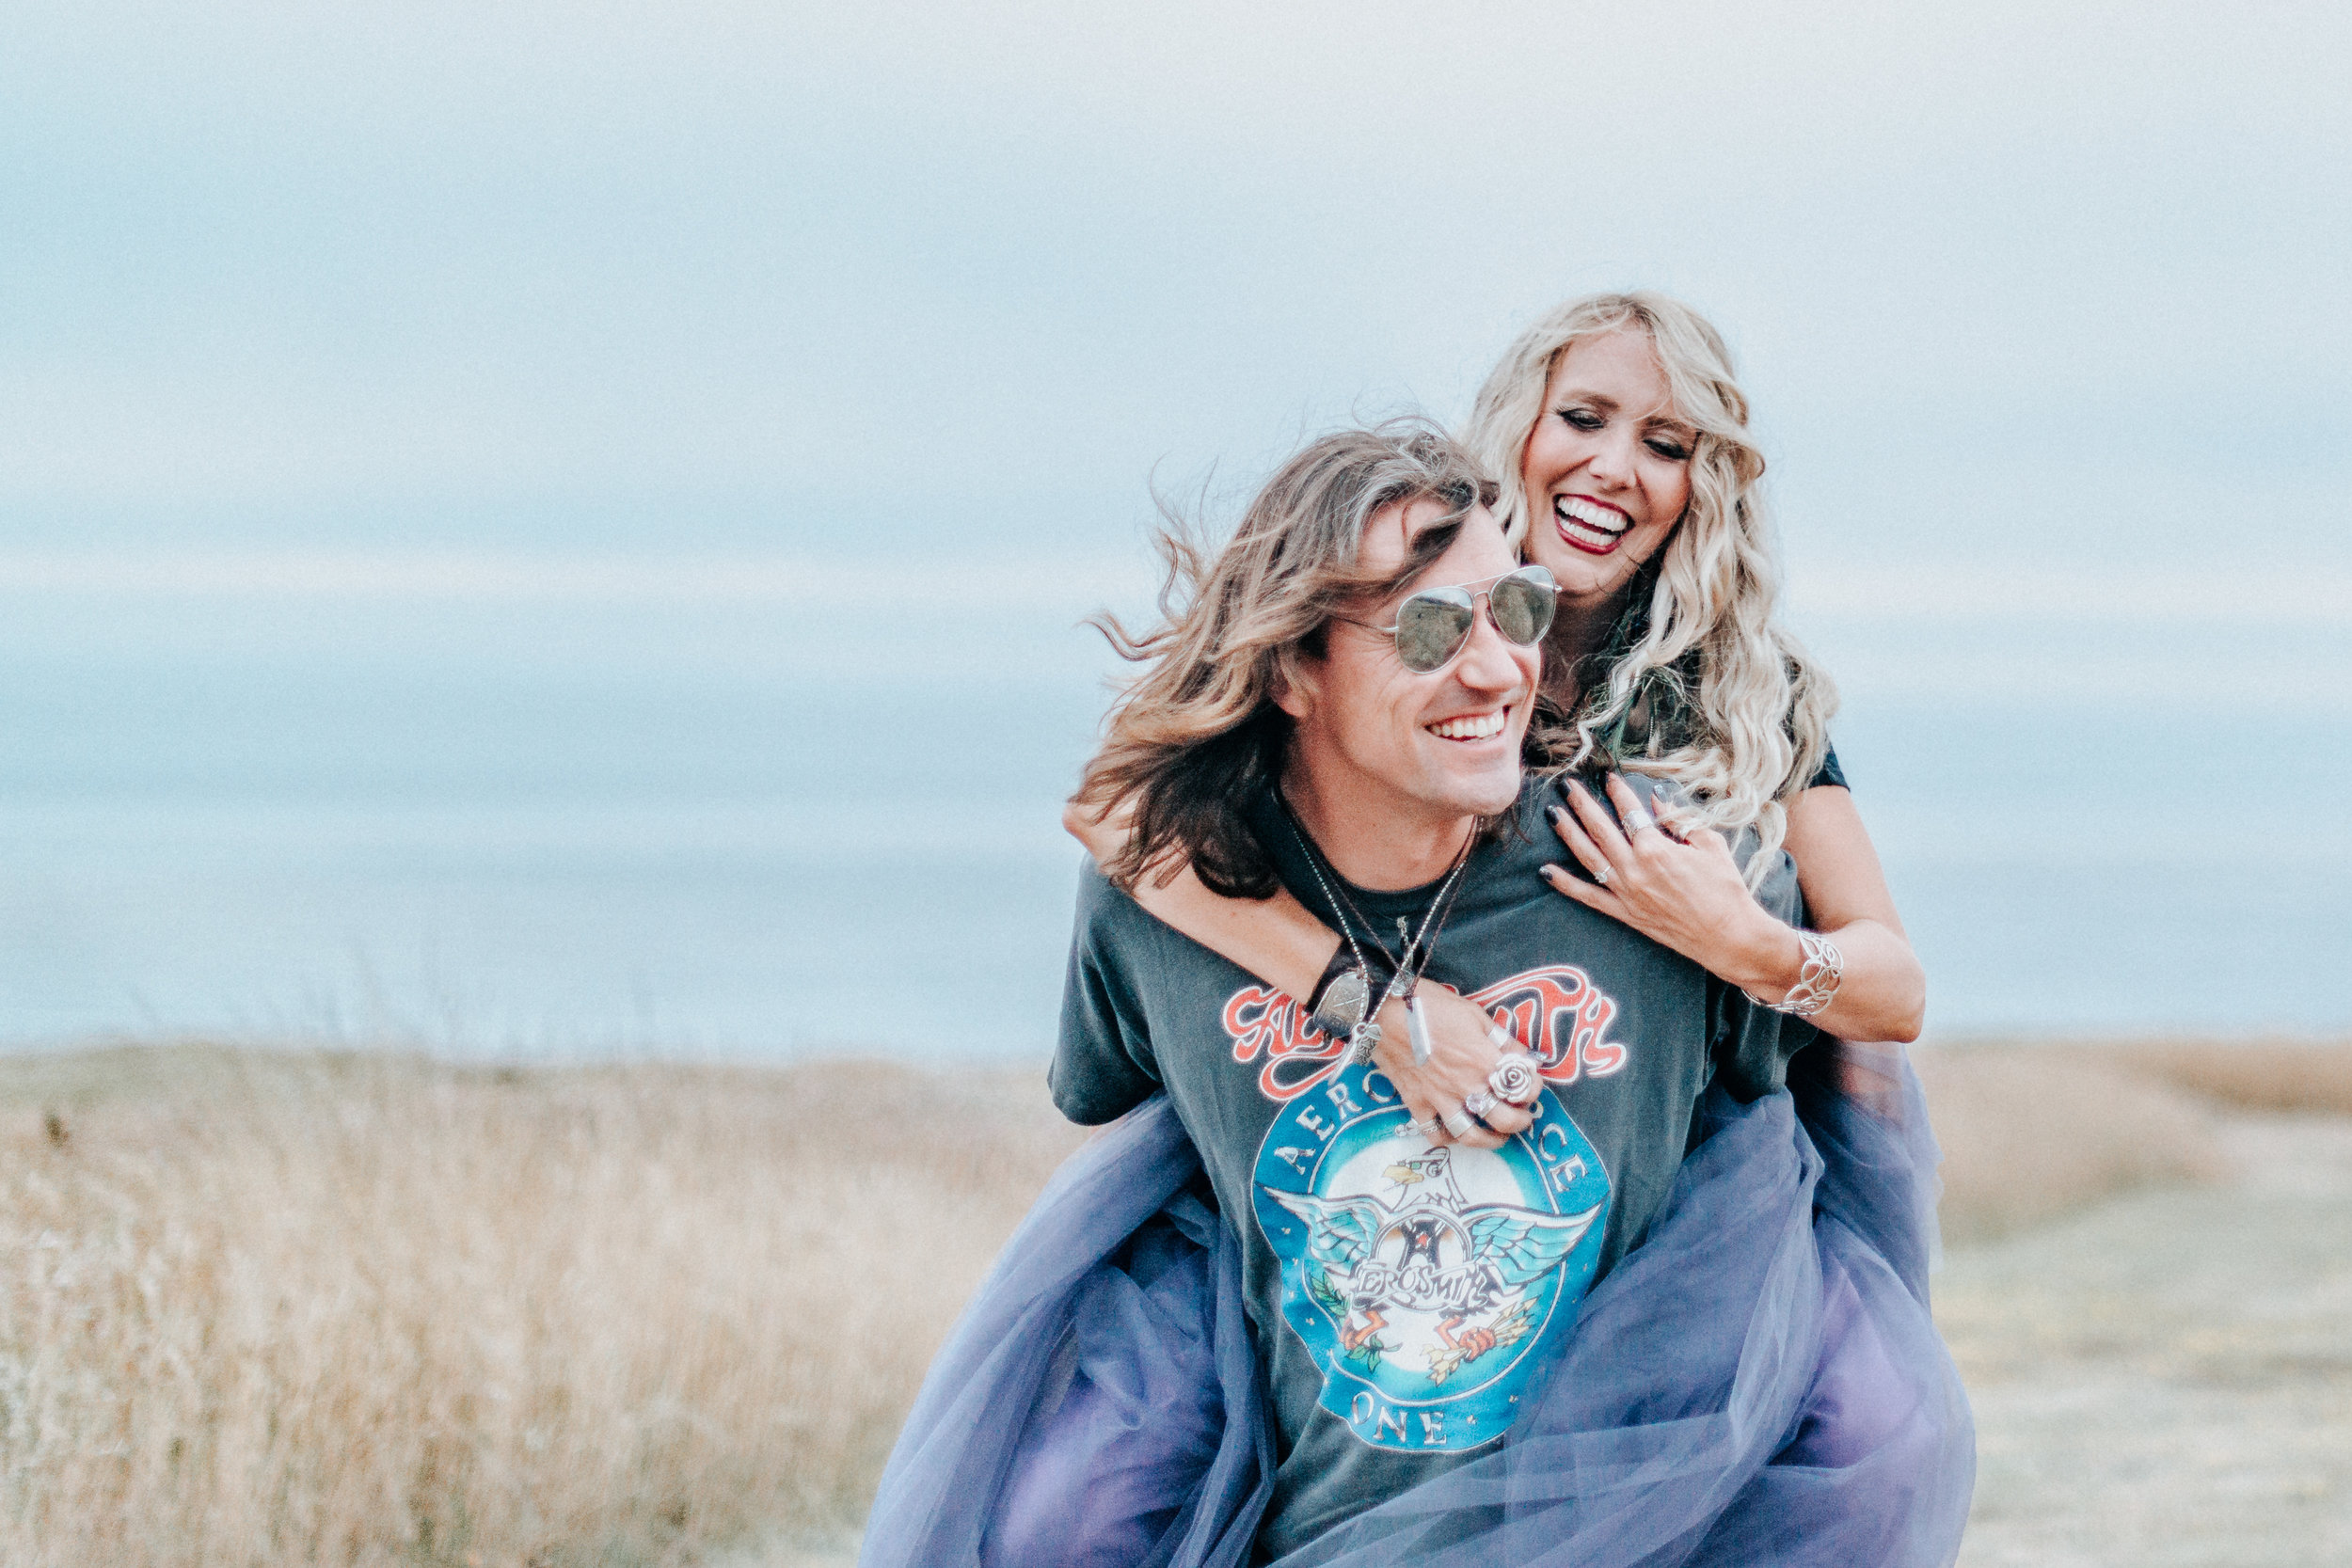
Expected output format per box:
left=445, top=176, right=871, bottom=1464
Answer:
left=1263, top=1163, right=1601, bottom=1384
left=1263, top=1184, right=1599, bottom=1294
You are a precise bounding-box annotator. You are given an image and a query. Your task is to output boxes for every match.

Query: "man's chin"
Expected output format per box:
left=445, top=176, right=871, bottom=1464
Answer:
left=1443, top=763, right=1526, bottom=820
left=1469, top=782, right=1524, bottom=817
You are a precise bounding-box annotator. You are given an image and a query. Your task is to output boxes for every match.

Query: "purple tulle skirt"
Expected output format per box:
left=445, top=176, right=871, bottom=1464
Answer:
left=860, top=1041, right=1973, bottom=1568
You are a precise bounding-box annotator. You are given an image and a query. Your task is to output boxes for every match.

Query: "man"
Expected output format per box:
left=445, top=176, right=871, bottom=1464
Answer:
left=1052, top=421, right=1805, bottom=1560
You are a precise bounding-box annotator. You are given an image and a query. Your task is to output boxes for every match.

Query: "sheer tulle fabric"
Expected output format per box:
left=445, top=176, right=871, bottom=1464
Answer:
left=861, top=1041, right=1972, bottom=1568
left=855, top=1104, right=1271, bottom=1568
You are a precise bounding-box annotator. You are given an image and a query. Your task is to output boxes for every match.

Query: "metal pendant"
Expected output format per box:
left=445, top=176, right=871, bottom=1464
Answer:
left=1406, top=991, right=1436, bottom=1068
left=1345, top=1020, right=1383, bottom=1067
left=1314, top=966, right=1371, bottom=1034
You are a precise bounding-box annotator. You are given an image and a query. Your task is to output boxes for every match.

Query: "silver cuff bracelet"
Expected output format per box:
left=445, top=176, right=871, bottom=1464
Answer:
left=1744, top=930, right=1845, bottom=1018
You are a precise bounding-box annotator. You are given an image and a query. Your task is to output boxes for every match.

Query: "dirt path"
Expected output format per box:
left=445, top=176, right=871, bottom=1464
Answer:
left=1937, top=1113, right=2352, bottom=1566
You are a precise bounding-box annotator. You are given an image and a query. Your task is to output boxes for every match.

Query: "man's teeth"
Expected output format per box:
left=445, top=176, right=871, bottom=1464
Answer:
left=1428, top=710, right=1507, bottom=741
left=1555, top=497, right=1630, bottom=541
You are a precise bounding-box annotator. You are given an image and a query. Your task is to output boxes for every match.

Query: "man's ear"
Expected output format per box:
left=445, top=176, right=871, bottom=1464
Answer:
left=1271, top=651, right=1316, bottom=721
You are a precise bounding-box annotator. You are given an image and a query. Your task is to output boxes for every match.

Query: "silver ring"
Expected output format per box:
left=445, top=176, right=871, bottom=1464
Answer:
left=1621, top=807, right=1658, bottom=834
left=1441, top=1110, right=1477, bottom=1137
left=1486, top=1053, right=1541, bottom=1104
left=1486, top=1022, right=1519, bottom=1053
left=1462, top=1091, right=1498, bottom=1119
left=1409, top=1116, right=1444, bottom=1139
left=1591, top=863, right=1611, bottom=886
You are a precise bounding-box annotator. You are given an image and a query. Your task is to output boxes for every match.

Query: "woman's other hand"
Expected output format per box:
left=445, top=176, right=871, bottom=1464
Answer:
left=1541, top=774, right=1792, bottom=979
left=1539, top=771, right=1927, bottom=1044
left=1369, top=985, right=1535, bottom=1151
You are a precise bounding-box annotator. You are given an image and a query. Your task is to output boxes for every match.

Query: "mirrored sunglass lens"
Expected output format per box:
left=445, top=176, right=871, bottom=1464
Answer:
left=1491, top=575, right=1557, bottom=644
left=1395, top=594, right=1474, bottom=671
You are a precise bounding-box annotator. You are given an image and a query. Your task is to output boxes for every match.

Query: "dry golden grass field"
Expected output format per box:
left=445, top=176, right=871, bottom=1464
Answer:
left=2, top=1038, right=2346, bottom=1566
left=0, top=1050, right=1081, bottom=1567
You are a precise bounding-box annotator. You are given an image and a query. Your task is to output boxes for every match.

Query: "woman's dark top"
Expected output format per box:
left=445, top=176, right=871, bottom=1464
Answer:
left=1808, top=744, right=1848, bottom=792
left=1572, top=571, right=1851, bottom=801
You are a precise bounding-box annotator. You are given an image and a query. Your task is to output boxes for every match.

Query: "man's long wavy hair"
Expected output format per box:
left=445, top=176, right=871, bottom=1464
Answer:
left=1465, top=292, right=1836, bottom=886
left=1074, top=421, right=1496, bottom=900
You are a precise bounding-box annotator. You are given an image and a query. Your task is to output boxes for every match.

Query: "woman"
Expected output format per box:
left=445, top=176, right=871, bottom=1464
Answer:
left=1067, top=291, right=1925, bottom=1144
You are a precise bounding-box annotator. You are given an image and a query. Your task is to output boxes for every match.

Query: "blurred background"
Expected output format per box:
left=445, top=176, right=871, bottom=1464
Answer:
left=7, top=9, right=2351, bottom=1565
left=3, top=0, right=2347, bottom=1056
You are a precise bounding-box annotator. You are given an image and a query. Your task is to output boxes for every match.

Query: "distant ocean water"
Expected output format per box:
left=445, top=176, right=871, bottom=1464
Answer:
left=2, top=551, right=2347, bottom=1059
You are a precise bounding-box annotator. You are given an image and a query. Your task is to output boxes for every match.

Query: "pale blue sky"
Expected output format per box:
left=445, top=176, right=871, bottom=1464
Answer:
left=3, top=3, right=2350, bottom=1045
left=5, top=0, right=2346, bottom=581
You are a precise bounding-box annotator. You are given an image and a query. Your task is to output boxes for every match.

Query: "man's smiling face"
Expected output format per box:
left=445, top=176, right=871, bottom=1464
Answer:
left=1279, top=498, right=1541, bottom=836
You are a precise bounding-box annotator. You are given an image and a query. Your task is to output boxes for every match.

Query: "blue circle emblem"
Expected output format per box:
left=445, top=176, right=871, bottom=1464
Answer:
left=1251, top=1062, right=1611, bottom=1452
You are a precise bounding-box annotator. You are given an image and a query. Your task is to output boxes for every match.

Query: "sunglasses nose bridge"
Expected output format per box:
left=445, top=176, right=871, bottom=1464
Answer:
left=1445, top=593, right=1538, bottom=692
left=1389, top=568, right=1556, bottom=673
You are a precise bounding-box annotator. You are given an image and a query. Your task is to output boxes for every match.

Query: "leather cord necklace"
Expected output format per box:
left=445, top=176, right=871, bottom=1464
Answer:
left=1280, top=800, right=1471, bottom=1069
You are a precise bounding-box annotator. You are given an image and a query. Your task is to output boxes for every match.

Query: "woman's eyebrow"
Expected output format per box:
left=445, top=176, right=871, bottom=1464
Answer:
left=1554, top=389, right=1619, bottom=410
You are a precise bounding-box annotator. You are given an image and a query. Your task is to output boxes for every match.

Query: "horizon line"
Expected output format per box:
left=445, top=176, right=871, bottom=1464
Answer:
left=0, top=546, right=2345, bottom=623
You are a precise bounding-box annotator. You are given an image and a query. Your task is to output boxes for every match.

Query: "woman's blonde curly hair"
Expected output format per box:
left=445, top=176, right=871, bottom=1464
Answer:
left=1465, top=292, right=1837, bottom=885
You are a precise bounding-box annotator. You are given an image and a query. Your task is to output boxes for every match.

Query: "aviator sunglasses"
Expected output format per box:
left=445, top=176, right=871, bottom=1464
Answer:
left=1343, top=563, right=1560, bottom=673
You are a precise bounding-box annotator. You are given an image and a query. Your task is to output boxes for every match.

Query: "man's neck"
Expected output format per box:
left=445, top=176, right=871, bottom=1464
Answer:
left=1541, top=581, right=1636, bottom=709
left=1279, top=762, right=1478, bottom=893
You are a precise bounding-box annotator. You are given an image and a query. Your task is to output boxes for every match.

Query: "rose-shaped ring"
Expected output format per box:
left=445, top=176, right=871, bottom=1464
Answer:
left=1487, top=1053, right=1541, bottom=1105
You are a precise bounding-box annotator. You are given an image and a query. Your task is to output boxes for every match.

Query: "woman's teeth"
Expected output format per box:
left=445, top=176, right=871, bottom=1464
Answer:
left=1427, top=710, right=1507, bottom=741
left=1555, top=496, right=1630, bottom=552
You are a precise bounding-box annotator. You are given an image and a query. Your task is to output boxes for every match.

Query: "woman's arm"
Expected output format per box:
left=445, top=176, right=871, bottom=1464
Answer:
left=1064, top=800, right=1342, bottom=996
left=1061, top=800, right=1532, bottom=1147
left=1777, top=784, right=1926, bottom=1042
left=1542, top=775, right=1927, bottom=1043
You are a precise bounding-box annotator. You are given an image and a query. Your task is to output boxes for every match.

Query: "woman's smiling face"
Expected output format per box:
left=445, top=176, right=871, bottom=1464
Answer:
left=1518, top=328, right=1695, bottom=607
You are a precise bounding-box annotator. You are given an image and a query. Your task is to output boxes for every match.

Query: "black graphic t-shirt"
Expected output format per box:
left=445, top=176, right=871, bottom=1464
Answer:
left=1052, top=779, right=1808, bottom=1561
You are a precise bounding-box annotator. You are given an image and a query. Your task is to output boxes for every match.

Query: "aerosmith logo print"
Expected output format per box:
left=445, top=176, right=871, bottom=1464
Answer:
left=1233, top=966, right=1620, bottom=1453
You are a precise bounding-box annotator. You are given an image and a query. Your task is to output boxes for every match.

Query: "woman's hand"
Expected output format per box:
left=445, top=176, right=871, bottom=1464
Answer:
left=1541, top=773, right=1799, bottom=990
left=1368, top=984, right=1537, bottom=1150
